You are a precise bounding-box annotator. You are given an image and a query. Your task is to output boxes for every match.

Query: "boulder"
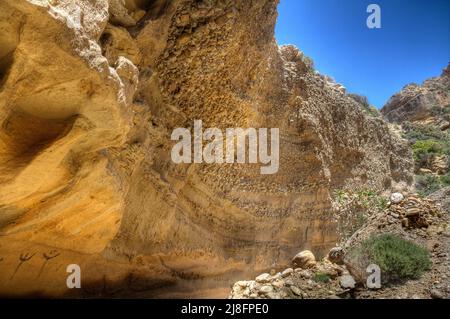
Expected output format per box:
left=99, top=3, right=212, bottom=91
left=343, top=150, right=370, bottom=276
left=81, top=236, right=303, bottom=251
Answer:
left=328, top=247, right=345, bottom=265
left=390, top=193, right=404, bottom=204
left=292, top=250, right=316, bottom=269
left=430, top=289, right=445, bottom=299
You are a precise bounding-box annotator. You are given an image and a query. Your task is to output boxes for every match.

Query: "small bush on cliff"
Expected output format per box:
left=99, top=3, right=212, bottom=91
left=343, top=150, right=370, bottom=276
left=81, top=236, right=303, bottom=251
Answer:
left=402, top=122, right=447, bottom=141
left=444, top=105, right=450, bottom=114
left=333, top=189, right=387, bottom=242
left=431, top=104, right=450, bottom=116
left=416, top=173, right=450, bottom=197
left=348, top=94, right=380, bottom=117
left=313, top=273, right=331, bottom=283
left=302, top=56, right=315, bottom=70
left=349, top=234, right=431, bottom=282
left=412, top=140, right=442, bottom=161
left=367, top=106, right=380, bottom=117
left=404, top=124, right=450, bottom=159
left=403, top=122, right=450, bottom=196
left=440, top=172, right=450, bottom=186
left=416, top=174, right=441, bottom=197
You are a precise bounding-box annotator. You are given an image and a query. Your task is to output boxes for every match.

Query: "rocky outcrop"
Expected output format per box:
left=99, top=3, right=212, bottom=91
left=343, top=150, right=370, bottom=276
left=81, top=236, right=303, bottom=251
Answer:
left=292, top=250, right=316, bottom=269
left=0, top=0, right=413, bottom=297
left=229, top=263, right=348, bottom=299
left=381, top=63, right=450, bottom=129
left=230, top=193, right=449, bottom=299
left=429, top=186, right=450, bottom=214
left=381, top=64, right=449, bottom=195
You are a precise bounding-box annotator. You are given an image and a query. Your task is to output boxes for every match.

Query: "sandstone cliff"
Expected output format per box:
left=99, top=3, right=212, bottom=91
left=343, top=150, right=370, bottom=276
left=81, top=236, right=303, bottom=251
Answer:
left=382, top=64, right=450, bottom=129
left=381, top=65, right=449, bottom=196
left=0, top=0, right=413, bottom=298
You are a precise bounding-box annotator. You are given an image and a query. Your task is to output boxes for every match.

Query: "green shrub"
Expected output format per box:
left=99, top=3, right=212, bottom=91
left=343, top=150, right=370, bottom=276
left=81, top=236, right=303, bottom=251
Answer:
left=431, top=104, right=450, bottom=116
left=403, top=123, right=450, bottom=159
left=376, top=197, right=388, bottom=210
left=402, top=122, right=447, bottom=141
left=313, top=273, right=331, bottom=283
left=353, top=212, right=368, bottom=233
left=444, top=105, right=450, bottom=114
left=412, top=140, right=442, bottom=161
left=355, top=189, right=387, bottom=209
left=416, top=174, right=441, bottom=197
left=440, top=172, right=450, bottom=186
left=405, top=122, right=450, bottom=196
left=431, top=105, right=443, bottom=116
left=333, top=189, right=386, bottom=242
left=350, top=234, right=431, bottom=282
left=335, top=189, right=348, bottom=204
left=367, top=106, right=380, bottom=117
left=356, top=189, right=376, bottom=206
left=348, top=94, right=379, bottom=117
left=302, top=56, right=315, bottom=70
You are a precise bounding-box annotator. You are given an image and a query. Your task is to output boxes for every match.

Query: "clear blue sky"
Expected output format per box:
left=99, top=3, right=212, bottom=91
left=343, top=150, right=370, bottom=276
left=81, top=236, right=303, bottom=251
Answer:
left=275, top=0, right=450, bottom=108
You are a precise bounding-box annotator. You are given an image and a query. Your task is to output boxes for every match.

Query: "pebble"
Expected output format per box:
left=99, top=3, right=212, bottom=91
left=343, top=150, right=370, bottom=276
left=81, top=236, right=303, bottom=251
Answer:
left=284, top=279, right=294, bottom=287
left=430, top=289, right=445, bottom=299
left=290, top=286, right=302, bottom=296
left=272, top=280, right=285, bottom=289
left=281, top=268, right=294, bottom=278
left=297, top=269, right=313, bottom=279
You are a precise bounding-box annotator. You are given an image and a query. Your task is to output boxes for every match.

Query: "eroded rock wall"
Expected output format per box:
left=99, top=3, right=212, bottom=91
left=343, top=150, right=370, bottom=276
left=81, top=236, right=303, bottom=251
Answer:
left=381, top=63, right=450, bottom=128
left=0, top=0, right=413, bottom=297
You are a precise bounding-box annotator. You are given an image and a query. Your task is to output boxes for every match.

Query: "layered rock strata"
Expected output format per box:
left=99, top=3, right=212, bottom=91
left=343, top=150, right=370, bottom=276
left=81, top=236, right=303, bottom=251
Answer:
left=0, top=0, right=413, bottom=297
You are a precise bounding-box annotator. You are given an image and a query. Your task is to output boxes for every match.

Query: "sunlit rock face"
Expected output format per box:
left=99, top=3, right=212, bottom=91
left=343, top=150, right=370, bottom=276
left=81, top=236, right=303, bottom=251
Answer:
left=0, top=0, right=413, bottom=298
left=381, top=63, right=450, bottom=127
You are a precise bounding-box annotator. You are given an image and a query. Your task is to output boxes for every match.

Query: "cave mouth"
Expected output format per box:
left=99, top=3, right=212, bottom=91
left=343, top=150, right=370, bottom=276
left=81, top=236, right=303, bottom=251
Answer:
left=0, top=50, right=14, bottom=87
left=127, top=0, right=171, bottom=36
left=0, top=3, right=21, bottom=88
left=125, top=0, right=160, bottom=11
left=0, top=109, right=76, bottom=166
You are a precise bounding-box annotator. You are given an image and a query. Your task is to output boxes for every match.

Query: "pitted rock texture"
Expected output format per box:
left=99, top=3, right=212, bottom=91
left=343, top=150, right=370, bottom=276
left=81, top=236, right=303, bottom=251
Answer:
left=0, top=0, right=413, bottom=298
left=381, top=63, right=450, bottom=129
